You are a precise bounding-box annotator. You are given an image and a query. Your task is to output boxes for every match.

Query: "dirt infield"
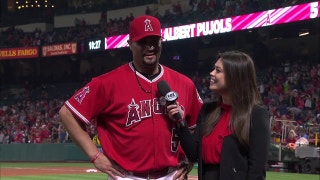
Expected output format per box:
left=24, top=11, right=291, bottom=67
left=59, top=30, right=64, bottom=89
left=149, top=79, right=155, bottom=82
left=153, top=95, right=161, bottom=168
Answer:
left=1, top=167, right=198, bottom=179
left=1, top=166, right=92, bottom=177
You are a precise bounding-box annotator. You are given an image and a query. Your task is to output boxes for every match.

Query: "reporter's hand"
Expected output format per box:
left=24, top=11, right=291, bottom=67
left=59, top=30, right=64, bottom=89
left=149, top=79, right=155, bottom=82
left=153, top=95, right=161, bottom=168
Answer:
left=167, top=102, right=184, bottom=121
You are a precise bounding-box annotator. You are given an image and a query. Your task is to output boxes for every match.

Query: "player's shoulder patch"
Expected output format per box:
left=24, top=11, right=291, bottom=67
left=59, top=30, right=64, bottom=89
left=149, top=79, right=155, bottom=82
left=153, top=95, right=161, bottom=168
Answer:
left=74, top=86, right=90, bottom=104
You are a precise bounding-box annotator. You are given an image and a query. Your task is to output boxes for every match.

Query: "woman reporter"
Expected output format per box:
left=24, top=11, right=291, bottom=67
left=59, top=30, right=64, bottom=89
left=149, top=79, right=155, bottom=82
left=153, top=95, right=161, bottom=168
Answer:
left=167, top=51, right=270, bottom=180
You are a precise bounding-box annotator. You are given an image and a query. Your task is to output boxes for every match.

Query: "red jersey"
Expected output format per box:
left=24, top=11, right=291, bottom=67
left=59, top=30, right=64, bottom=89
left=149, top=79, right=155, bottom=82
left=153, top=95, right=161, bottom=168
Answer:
left=65, top=62, right=203, bottom=172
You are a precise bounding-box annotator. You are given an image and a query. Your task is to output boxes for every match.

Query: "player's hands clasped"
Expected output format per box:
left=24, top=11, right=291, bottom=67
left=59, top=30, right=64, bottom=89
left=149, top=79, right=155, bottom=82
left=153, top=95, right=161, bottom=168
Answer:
left=93, top=153, right=127, bottom=179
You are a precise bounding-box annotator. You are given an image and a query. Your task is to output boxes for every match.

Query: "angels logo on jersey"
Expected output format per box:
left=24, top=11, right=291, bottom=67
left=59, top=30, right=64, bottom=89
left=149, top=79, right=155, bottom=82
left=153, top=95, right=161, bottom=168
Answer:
left=126, top=99, right=141, bottom=126
left=126, top=98, right=164, bottom=127
left=126, top=97, right=181, bottom=152
left=74, top=86, right=89, bottom=104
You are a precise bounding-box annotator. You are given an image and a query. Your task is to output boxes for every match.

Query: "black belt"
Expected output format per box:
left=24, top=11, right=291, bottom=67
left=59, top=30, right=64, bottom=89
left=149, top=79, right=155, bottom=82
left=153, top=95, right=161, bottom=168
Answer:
left=129, top=167, right=177, bottom=179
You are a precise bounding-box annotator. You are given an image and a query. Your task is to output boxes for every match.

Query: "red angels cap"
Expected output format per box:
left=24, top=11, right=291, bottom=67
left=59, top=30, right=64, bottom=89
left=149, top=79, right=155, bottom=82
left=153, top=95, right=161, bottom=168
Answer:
left=129, top=15, right=161, bottom=41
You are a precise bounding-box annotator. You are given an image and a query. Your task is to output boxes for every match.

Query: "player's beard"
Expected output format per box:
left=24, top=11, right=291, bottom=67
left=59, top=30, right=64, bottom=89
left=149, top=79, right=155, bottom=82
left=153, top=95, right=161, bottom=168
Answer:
left=142, top=52, right=160, bottom=67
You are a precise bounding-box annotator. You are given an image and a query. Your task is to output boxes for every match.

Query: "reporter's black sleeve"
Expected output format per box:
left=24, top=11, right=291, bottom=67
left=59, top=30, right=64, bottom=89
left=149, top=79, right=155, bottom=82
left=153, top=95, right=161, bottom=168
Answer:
left=176, top=102, right=214, bottom=163
left=247, top=105, right=270, bottom=180
left=176, top=124, right=199, bottom=162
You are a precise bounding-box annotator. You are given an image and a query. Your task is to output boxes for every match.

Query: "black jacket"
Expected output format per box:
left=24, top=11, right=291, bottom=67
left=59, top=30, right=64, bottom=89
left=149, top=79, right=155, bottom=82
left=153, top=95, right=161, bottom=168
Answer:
left=177, top=102, right=270, bottom=180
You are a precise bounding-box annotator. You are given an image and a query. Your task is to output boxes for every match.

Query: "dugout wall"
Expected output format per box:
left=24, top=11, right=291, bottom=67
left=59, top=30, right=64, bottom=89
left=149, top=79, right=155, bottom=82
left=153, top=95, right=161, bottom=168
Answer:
left=0, top=143, right=88, bottom=162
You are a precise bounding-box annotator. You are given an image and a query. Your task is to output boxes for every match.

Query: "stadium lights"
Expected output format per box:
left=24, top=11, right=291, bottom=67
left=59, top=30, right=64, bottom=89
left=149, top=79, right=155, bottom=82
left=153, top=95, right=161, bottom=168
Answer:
left=299, top=29, right=309, bottom=36
left=299, top=32, right=309, bottom=36
left=15, top=0, right=54, bottom=10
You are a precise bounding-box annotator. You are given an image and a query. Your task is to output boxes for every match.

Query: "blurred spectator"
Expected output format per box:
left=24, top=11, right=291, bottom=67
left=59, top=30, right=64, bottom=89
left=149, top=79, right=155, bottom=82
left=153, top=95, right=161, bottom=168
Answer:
left=58, top=124, right=69, bottom=143
left=172, top=1, right=183, bottom=16
left=189, top=0, right=199, bottom=12
left=145, top=6, right=151, bottom=15
left=207, top=0, right=216, bottom=12
left=40, top=125, right=51, bottom=143
left=286, top=129, right=298, bottom=143
left=32, top=132, right=42, bottom=143
left=13, top=129, right=24, bottom=143
left=51, top=123, right=59, bottom=143
left=0, top=129, right=4, bottom=144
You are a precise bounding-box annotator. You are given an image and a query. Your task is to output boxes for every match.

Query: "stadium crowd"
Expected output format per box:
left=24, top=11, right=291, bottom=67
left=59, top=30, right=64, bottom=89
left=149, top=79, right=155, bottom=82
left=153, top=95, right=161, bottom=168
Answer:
left=0, top=0, right=319, bottom=146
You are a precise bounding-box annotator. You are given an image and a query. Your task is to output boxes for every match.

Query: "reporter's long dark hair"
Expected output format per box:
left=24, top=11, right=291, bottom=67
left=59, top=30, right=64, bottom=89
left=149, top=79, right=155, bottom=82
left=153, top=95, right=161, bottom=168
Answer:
left=202, top=51, right=262, bottom=148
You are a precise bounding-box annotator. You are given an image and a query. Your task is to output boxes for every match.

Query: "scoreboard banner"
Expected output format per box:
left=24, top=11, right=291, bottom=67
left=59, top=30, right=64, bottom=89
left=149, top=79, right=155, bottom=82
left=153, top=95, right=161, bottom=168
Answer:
left=42, top=43, right=77, bottom=57
left=0, top=1, right=318, bottom=58
left=0, top=47, right=39, bottom=60
left=105, top=1, right=320, bottom=49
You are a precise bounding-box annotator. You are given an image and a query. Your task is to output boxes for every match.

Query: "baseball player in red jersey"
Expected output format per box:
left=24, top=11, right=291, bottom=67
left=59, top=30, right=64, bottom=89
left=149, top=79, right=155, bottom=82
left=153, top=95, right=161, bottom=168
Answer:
left=59, top=15, right=203, bottom=180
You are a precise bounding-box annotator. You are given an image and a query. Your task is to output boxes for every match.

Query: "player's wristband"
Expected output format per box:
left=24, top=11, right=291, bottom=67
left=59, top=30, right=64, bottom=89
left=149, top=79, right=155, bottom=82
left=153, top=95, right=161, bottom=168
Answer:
left=90, top=151, right=101, bottom=163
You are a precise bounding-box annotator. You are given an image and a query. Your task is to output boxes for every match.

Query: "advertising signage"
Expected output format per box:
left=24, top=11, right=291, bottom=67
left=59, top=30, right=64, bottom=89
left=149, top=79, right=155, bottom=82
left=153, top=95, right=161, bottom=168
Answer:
left=105, top=1, right=319, bottom=49
left=42, top=43, right=77, bottom=57
left=0, top=47, right=39, bottom=60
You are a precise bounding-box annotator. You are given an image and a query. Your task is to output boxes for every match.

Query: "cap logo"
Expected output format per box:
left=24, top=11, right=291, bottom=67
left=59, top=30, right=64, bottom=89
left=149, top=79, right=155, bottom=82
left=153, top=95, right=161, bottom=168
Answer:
left=144, top=19, right=153, bottom=32
left=129, top=15, right=161, bottom=41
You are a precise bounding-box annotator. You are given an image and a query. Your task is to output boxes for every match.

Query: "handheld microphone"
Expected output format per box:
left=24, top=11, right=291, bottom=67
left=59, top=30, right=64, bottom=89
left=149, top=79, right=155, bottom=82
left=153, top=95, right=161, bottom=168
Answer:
left=157, top=80, right=184, bottom=124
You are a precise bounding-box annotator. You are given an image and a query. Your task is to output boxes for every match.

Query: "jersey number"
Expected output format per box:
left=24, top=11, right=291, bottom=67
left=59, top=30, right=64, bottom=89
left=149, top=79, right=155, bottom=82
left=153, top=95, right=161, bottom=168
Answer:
left=171, top=128, right=179, bottom=152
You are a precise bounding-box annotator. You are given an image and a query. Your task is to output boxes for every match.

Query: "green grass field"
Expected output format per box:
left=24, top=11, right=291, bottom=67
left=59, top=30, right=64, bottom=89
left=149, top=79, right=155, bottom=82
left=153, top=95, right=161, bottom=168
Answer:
left=0, top=162, right=319, bottom=180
